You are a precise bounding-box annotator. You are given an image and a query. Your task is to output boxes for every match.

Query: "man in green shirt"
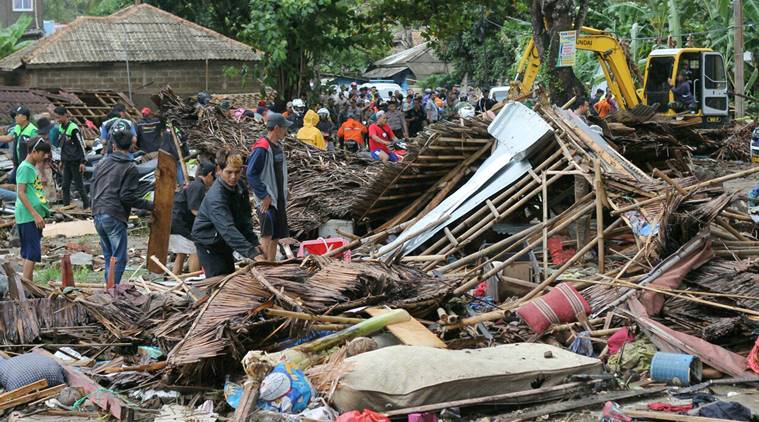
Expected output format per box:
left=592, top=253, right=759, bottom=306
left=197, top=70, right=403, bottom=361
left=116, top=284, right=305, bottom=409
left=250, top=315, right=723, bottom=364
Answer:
left=15, top=136, right=51, bottom=283
left=0, top=106, right=38, bottom=184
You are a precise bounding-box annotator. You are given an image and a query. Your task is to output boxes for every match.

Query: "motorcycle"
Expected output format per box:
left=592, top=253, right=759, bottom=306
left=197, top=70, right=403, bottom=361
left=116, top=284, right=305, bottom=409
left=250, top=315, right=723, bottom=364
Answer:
left=82, top=139, right=157, bottom=198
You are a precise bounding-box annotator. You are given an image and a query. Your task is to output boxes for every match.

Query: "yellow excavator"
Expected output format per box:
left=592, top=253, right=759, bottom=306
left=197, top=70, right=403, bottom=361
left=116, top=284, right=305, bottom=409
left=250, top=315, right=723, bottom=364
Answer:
left=512, top=27, right=730, bottom=127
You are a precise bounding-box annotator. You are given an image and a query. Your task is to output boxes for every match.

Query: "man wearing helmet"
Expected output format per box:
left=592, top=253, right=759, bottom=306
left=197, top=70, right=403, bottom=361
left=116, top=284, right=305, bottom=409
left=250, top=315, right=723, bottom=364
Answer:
left=316, top=108, right=335, bottom=151
left=100, top=104, right=136, bottom=155
left=287, top=99, right=307, bottom=132
left=91, top=120, right=154, bottom=285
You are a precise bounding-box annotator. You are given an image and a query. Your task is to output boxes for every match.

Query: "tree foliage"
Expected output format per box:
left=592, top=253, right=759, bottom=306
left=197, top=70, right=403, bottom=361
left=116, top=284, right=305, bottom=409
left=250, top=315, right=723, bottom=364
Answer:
left=239, top=0, right=391, bottom=100
left=0, top=16, right=33, bottom=60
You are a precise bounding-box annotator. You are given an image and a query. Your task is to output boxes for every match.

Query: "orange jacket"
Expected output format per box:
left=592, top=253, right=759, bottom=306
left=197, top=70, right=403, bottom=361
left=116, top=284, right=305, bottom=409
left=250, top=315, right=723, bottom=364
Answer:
left=594, top=99, right=612, bottom=119
left=337, top=118, right=367, bottom=145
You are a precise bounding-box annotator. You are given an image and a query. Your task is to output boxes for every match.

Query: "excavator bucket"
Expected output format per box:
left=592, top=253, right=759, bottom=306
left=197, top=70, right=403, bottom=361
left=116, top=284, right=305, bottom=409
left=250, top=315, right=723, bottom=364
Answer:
left=608, top=103, right=659, bottom=125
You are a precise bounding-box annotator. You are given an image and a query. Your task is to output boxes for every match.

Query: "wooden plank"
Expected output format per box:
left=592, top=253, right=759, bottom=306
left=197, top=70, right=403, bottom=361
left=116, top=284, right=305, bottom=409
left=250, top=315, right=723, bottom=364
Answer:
left=42, top=220, right=98, bottom=238
left=147, top=150, right=177, bottom=274
left=0, top=380, right=48, bottom=403
left=34, top=349, right=133, bottom=421
left=2, top=260, right=25, bottom=301
left=366, top=307, right=446, bottom=348
left=0, top=384, right=64, bottom=410
left=495, top=386, right=666, bottom=421
left=624, top=410, right=733, bottom=422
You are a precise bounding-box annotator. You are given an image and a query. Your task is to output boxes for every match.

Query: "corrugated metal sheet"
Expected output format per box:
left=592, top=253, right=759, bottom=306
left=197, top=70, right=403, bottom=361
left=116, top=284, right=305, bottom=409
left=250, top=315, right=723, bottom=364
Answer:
left=0, top=4, right=258, bottom=70
left=362, top=66, right=408, bottom=79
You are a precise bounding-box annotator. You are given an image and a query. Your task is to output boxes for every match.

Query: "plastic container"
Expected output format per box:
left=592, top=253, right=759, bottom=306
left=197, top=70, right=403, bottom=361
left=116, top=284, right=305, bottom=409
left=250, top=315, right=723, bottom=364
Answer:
left=751, top=127, right=759, bottom=163
left=319, top=219, right=354, bottom=238
left=650, top=352, right=702, bottom=386
left=298, top=237, right=351, bottom=262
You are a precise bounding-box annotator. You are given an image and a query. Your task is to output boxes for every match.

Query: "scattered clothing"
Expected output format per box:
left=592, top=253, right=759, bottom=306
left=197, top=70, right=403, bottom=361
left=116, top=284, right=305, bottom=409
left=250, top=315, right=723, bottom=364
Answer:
left=647, top=402, right=693, bottom=413
left=698, top=401, right=752, bottom=421
left=607, top=338, right=657, bottom=373
left=608, top=327, right=636, bottom=354
left=569, top=331, right=594, bottom=357
left=296, top=110, right=326, bottom=150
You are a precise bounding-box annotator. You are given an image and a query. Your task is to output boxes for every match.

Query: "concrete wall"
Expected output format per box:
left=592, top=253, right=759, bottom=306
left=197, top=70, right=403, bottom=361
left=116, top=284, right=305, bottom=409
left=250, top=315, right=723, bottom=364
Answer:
left=12, top=60, right=259, bottom=96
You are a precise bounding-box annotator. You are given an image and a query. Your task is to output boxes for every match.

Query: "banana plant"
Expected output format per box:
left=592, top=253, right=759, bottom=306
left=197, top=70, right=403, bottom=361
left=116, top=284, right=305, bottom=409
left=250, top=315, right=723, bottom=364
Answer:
left=0, top=15, right=32, bottom=59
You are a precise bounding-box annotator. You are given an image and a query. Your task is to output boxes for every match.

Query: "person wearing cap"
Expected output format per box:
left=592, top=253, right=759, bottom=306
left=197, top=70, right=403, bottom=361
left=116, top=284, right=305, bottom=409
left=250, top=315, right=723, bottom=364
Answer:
left=100, top=104, right=136, bottom=155
left=169, top=161, right=215, bottom=275
left=15, top=136, right=51, bottom=284
left=53, top=107, right=89, bottom=208
left=91, top=120, right=154, bottom=285
left=193, top=150, right=260, bottom=276
left=337, top=112, right=367, bottom=152
left=136, top=107, right=164, bottom=156
left=295, top=109, right=326, bottom=150
left=0, top=106, right=38, bottom=182
left=369, top=111, right=401, bottom=163
left=247, top=113, right=291, bottom=261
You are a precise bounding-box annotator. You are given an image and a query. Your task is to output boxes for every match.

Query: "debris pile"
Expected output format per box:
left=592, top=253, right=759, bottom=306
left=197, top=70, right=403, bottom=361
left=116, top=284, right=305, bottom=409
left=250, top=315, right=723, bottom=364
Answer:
left=4, top=94, right=759, bottom=421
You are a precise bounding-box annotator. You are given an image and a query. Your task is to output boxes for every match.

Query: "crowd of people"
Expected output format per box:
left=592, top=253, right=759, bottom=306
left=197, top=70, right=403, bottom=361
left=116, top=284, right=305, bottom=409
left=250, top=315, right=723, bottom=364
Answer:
left=253, top=83, right=499, bottom=161
left=1, top=82, right=500, bottom=285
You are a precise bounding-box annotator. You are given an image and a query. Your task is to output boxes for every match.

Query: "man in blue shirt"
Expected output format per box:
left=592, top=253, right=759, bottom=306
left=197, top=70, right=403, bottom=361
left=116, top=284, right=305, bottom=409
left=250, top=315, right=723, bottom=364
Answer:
left=669, top=70, right=697, bottom=113
left=100, top=105, right=136, bottom=154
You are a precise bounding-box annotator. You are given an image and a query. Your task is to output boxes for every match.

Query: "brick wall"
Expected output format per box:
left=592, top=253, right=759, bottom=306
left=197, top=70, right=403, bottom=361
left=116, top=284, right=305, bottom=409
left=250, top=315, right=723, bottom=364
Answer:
left=17, top=60, right=259, bottom=95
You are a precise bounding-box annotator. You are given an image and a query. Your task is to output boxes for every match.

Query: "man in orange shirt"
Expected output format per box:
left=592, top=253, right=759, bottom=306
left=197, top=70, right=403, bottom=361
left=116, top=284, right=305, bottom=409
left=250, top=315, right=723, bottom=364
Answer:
left=594, top=96, right=612, bottom=119
left=337, top=113, right=367, bottom=153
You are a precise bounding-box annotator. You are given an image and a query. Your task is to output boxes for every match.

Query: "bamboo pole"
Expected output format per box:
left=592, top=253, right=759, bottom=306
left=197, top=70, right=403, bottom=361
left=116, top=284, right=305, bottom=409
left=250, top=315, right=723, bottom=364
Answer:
left=594, top=160, right=605, bottom=273
left=612, top=165, right=759, bottom=215
left=542, top=171, right=549, bottom=277
left=419, top=149, right=565, bottom=257
left=520, top=218, right=624, bottom=302
left=440, top=197, right=594, bottom=274
left=264, top=309, right=364, bottom=324
left=424, top=163, right=574, bottom=271
left=149, top=255, right=198, bottom=301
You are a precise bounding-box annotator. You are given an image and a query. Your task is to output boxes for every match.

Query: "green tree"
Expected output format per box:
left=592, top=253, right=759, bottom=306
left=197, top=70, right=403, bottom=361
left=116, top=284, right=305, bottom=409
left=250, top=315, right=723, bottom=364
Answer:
left=0, top=16, right=33, bottom=59
left=240, top=0, right=391, bottom=100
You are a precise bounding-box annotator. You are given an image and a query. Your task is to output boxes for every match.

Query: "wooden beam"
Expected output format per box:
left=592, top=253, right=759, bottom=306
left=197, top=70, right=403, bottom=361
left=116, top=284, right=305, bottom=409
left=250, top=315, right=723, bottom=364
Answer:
left=0, top=384, right=64, bottom=410
left=147, top=150, right=177, bottom=274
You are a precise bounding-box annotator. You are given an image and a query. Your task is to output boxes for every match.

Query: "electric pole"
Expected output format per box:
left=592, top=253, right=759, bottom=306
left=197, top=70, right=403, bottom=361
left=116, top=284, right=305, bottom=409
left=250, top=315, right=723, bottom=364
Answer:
left=735, top=0, right=745, bottom=118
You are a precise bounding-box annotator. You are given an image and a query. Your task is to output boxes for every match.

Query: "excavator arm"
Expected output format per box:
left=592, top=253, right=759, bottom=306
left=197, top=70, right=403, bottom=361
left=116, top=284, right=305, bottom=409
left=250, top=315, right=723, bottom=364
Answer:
left=513, top=27, right=641, bottom=110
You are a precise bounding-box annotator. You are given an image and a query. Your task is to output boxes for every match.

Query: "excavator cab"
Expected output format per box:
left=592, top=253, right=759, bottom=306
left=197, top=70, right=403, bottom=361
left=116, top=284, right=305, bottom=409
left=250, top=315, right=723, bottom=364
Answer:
left=642, top=49, right=729, bottom=126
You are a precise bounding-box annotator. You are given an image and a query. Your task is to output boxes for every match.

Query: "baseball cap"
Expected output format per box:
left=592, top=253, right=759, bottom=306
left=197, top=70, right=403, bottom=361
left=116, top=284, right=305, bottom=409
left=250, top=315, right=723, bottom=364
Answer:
left=266, top=113, right=293, bottom=130
left=197, top=161, right=216, bottom=177
left=53, top=106, right=67, bottom=116
left=36, top=117, right=51, bottom=135
left=12, top=106, right=30, bottom=118
left=141, top=107, right=152, bottom=117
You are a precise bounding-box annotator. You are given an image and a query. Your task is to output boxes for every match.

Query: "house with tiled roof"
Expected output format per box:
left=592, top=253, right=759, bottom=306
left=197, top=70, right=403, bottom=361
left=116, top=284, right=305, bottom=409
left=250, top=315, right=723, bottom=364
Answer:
left=0, top=4, right=260, bottom=102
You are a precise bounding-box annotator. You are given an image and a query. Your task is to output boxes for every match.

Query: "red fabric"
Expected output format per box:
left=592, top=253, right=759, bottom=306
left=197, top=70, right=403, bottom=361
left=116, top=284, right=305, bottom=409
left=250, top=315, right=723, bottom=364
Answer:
left=647, top=402, right=693, bottom=413
left=337, top=410, right=390, bottom=422
left=749, top=336, right=759, bottom=374
left=547, top=236, right=576, bottom=265
left=368, top=123, right=395, bottom=153
left=608, top=327, right=635, bottom=354
left=628, top=297, right=751, bottom=378
left=640, top=240, right=713, bottom=316
left=517, top=283, right=591, bottom=333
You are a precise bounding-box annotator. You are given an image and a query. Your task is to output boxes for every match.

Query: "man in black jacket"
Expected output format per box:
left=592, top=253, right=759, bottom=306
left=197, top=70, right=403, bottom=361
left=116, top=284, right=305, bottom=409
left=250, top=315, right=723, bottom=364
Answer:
left=192, top=150, right=259, bottom=277
left=135, top=107, right=163, bottom=156
left=53, top=107, right=89, bottom=208
left=91, top=120, right=153, bottom=285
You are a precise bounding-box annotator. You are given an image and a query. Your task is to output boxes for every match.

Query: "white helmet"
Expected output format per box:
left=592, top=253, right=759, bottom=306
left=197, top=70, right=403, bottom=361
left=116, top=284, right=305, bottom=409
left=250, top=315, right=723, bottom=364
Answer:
left=292, top=99, right=305, bottom=108
left=317, top=108, right=330, bottom=118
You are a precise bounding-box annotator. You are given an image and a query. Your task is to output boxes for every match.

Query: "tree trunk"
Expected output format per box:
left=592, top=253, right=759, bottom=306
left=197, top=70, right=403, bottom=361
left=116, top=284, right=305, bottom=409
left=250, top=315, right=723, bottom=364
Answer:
left=531, top=0, right=589, bottom=104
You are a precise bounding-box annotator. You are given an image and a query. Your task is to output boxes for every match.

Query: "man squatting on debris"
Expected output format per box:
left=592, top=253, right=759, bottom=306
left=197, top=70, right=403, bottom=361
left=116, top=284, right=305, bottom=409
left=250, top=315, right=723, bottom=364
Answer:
left=247, top=112, right=291, bottom=262
left=91, top=120, right=154, bottom=285
left=192, top=150, right=260, bottom=277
